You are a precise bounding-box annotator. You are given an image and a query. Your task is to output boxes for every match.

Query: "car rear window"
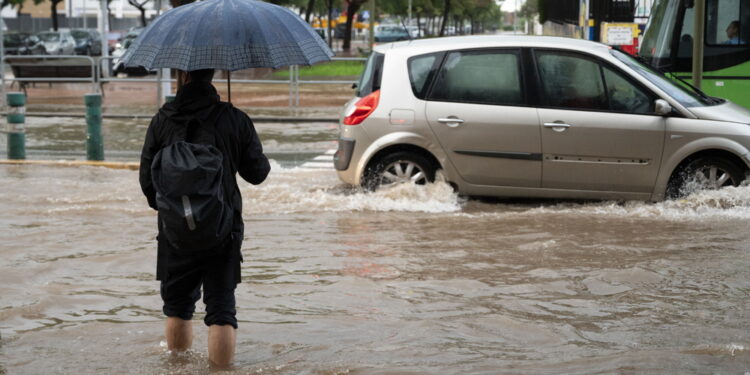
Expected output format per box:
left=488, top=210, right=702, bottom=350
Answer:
left=408, top=53, right=441, bottom=99
left=356, top=52, right=384, bottom=98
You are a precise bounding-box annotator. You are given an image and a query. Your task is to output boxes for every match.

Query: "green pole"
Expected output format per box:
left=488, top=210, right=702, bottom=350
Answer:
left=6, top=92, right=26, bottom=160
left=692, top=0, right=706, bottom=89
left=84, top=93, right=104, bottom=161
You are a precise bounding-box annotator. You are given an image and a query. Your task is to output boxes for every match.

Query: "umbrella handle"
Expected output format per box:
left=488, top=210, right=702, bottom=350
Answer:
left=227, top=70, right=231, bottom=104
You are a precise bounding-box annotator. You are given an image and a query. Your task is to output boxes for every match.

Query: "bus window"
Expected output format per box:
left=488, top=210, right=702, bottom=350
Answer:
left=706, top=0, right=749, bottom=45
left=640, top=0, right=681, bottom=62
left=677, top=6, right=695, bottom=58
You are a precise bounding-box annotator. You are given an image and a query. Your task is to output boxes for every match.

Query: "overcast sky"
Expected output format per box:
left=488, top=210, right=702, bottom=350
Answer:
left=501, top=0, right=526, bottom=12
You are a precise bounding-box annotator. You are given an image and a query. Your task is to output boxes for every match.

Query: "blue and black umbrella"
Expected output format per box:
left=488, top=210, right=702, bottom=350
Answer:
left=120, top=0, right=334, bottom=99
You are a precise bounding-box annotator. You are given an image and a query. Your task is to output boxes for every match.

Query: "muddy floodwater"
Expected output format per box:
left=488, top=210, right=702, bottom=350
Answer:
left=1, top=117, right=750, bottom=374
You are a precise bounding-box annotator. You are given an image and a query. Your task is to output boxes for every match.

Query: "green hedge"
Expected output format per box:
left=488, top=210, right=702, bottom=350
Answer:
left=273, top=60, right=365, bottom=78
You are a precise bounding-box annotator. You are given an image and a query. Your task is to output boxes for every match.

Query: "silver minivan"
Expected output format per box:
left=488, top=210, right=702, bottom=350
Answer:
left=334, top=35, right=750, bottom=200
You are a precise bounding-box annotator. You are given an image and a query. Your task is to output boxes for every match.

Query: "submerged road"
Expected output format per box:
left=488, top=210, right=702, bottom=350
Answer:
left=0, top=117, right=749, bottom=374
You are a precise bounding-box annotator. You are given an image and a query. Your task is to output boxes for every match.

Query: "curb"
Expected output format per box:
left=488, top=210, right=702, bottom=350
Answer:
left=0, top=159, right=139, bottom=170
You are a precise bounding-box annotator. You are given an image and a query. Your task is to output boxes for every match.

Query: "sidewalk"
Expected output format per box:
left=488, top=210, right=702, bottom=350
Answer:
left=12, top=80, right=349, bottom=120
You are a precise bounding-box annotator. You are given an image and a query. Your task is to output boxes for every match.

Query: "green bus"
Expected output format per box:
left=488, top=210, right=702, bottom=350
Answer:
left=639, top=0, right=750, bottom=108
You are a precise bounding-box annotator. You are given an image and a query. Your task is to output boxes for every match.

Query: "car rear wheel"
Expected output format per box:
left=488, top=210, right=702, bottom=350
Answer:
left=667, top=156, right=745, bottom=198
left=364, top=151, right=437, bottom=190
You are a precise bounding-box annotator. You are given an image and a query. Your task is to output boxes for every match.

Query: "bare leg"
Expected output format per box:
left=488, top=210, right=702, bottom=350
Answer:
left=165, top=317, right=193, bottom=351
left=208, top=324, right=236, bottom=367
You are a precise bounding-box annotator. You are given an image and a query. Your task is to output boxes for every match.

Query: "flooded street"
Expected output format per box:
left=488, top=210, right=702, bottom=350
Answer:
left=1, top=117, right=750, bottom=374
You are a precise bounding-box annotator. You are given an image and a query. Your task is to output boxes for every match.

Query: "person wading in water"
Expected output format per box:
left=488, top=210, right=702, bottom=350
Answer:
left=139, top=68, right=270, bottom=367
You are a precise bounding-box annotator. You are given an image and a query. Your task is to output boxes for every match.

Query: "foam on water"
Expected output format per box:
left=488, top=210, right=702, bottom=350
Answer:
left=543, top=185, right=750, bottom=221
left=4, top=162, right=750, bottom=219
left=242, top=161, right=462, bottom=214
left=456, top=186, right=750, bottom=221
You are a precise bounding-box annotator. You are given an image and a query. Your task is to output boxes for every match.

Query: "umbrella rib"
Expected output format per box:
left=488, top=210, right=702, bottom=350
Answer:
left=122, top=0, right=333, bottom=71
left=264, top=6, right=308, bottom=68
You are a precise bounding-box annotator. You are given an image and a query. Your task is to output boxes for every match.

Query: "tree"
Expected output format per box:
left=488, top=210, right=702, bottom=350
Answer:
left=1, top=0, right=23, bottom=11
left=1, top=0, right=43, bottom=19
left=304, top=0, right=315, bottom=22
left=326, top=0, right=335, bottom=47
left=169, top=0, right=194, bottom=6
left=519, top=0, right=539, bottom=21
left=439, top=0, right=450, bottom=36
left=128, top=0, right=151, bottom=27
left=48, top=0, right=64, bottom=30
left=342, top=0, right=367, bottom=52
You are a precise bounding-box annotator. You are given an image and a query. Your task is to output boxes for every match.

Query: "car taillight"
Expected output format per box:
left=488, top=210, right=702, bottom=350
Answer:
left=343, top=90, right=380, bottom=125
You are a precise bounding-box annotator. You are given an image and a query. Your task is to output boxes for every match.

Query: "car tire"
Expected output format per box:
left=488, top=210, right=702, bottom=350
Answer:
left=363, top=151, right=437, bottom=190
left=666, top=156, right=745, bottom=198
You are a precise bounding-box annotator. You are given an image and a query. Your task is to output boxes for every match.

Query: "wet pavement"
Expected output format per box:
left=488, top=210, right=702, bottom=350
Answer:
left=1, top=116, right=750, bottom=374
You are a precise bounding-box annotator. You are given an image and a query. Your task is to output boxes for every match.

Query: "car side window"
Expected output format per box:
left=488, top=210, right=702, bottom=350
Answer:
left=536, top=52, right=607, bottom=110
left=428, top=50, right=523, bottom=106
left=408, top=53, right=439, bottom=99
left=602, top=65, right=654, bottom=114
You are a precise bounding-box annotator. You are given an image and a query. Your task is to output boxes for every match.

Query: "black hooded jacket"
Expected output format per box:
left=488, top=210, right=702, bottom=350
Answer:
left=139, top=81, right=270, bottom=237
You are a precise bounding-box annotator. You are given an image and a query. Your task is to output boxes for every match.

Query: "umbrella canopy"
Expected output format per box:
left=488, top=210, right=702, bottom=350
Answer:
left=120, top=0, right=334, bottom=71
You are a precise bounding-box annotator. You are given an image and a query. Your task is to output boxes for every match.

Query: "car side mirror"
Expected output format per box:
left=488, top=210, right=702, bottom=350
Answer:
left=655, top=99, right=672, bottom=116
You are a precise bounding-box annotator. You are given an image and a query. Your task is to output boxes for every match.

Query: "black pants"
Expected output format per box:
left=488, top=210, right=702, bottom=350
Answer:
left=157, top=232, right=242, bottom=329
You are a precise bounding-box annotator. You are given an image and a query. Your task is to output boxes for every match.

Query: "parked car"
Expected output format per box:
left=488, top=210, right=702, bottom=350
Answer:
left=71, top=29, right=102, bottom=56
left=405, top=25, right=424, bottom=39
left=334, top=35, right=750, bottom=201
left=374, top=25, right=410, bottom=43
left=37, top=30, right=77, bottom=55
left=112, top=28, right=152, bottom=75
left=3, top=32, right=45, bottom=55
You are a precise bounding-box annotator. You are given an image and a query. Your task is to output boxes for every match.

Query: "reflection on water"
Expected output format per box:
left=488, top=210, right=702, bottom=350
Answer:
left=1, top=163, right=750, bottom=374
left=0, top=116, right=338, bottom=166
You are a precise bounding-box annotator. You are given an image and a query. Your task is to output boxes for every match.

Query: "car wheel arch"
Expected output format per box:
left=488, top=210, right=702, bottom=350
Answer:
left=364, top=144, right=442, bottom=175
left=352, top=131, right=449, bottom=186
left=673, top=149, right=748, bottom=172
left=654, top=146, right=750, bottom=200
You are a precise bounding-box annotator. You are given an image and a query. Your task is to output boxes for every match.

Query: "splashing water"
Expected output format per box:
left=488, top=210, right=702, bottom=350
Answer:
left=454, top=184, right=750, bottom=222
left=241, top=161, right=462, bottom=215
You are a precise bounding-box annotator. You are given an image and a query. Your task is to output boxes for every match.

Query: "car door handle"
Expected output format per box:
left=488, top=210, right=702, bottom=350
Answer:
left=437, top=117, right=465, bottom=128
left=543, top=122, right=572, bottom=132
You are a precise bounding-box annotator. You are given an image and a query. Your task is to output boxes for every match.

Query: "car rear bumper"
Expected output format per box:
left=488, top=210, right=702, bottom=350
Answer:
left=335, top=122, right=374, bottom=186
left=334, top=137, right=356, bottom=171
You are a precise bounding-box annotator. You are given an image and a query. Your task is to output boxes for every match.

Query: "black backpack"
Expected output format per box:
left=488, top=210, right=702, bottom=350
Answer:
left=151, top=113, right=233, bottom=253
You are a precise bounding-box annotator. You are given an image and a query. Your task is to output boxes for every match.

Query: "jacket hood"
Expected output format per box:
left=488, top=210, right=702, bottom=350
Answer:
left=159, top=81, right=223, bottom=125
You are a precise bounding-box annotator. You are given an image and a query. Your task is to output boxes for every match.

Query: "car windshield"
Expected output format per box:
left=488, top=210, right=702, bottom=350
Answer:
left=378, top=26, right=407, bottom=34
left=611, top=49, right=715, bottom=107
left=38, top=33, right=60, bottom=42
left=71, top=30, right=89, bottom=40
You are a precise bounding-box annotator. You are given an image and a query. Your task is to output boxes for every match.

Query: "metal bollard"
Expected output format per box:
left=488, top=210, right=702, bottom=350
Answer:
left=6, top=92, right=26, bottom=160
left=84, top=93, right=104, bottom=161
